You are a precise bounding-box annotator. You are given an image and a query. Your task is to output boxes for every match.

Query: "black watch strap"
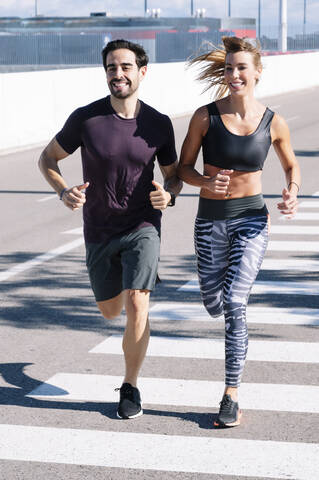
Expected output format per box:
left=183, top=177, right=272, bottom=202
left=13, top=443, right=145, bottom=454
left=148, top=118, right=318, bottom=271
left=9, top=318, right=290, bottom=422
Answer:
left=167, top=191, right=176, bottom=207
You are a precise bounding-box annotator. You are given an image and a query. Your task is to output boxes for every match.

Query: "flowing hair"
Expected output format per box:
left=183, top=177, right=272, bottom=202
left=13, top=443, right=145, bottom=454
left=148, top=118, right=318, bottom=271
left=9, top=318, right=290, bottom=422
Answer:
left=189, top=36, right=262, bottom=99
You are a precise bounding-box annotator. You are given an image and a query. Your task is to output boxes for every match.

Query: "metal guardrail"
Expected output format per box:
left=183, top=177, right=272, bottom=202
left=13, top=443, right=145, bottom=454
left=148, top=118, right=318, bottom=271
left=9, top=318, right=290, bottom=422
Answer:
left=0, top=29, right=318, bottom=67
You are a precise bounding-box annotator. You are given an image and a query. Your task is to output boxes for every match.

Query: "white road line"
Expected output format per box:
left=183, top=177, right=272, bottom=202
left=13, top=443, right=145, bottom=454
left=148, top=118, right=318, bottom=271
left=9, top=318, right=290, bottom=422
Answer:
left=286, top=116, right=299, bottom=122
left=61, top=228, right=83, bottom=235
left=270, top=225, right=319, bottom=234
left=90, top=335, right=319, bottom=363
left=280, top=212, right=319, bottom=221
left=312, top=191, right=319, bottom=197
left=268, top=240, right=319, bottom=251
left=149, top=303, right=319, bottom=326
left=0, top=425, right=317, bottom=479
left=27, top=374, right=319, bottom=413
left=38, top=195, right=57, bottom=202
left=269, top=104, right=281, bottom=109
left=261, top=258, right=319, bottom=271
left=179, top=279, right=319, bottom=296
left=0, top=238, right=84, bottom=282
left=299, top=201, right=319, bottom=208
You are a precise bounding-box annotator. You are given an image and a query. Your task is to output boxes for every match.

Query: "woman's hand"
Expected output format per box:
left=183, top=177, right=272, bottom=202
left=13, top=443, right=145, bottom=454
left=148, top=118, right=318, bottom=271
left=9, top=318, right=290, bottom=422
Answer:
left=203, top=169, right=233, bottom=195
left=277, top=187, right=298, bottom=218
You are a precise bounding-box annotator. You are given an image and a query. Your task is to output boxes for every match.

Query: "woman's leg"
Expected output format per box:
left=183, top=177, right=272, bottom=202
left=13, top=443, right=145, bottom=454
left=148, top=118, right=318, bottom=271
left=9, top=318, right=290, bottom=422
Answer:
left=194, top=217, right=229, bottom=317
left=223, top=215, right=269, bottom=389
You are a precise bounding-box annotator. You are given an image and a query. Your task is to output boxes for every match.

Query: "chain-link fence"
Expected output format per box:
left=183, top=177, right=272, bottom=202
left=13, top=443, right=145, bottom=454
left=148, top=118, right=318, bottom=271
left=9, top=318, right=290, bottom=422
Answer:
left=0, top=28, right=318, bottom=68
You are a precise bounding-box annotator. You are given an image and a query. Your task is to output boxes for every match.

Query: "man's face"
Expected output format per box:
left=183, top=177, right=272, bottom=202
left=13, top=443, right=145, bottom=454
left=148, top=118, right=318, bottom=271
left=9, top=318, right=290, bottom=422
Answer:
left=105, top=48, right=146, bottom=99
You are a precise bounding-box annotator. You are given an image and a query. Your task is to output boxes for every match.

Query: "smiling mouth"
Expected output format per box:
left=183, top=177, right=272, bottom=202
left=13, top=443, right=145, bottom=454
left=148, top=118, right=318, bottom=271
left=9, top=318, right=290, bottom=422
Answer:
left=112, top=81, right=129, bottom=89
left=230, top=82, right=244, bottom=88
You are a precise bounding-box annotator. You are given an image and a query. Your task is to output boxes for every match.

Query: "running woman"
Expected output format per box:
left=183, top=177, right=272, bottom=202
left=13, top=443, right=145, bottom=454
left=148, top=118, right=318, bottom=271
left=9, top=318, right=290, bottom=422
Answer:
left=177, top=37, right=300, bottom=427
left=39, top=39, right=182, bottom=420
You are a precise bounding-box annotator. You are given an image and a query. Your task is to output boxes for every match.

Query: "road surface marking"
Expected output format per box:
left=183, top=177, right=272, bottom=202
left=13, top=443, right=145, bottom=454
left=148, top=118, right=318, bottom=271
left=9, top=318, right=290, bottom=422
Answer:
left=149, top=303, right=319, bottom=326
left=38, top=195, right=57, bottom=202
left=0, top=238, right=84, bottom=282
left=90, top=335, right=319, bottom=363
left=179, top=279, right=319, bottom=296
left=0, top=425, right=317, bottom=479
left=261, top=258, right=319, bottom=271
left=28, top=374, right=319, bottom=413
left=61, top=228, right=83, bottom=235
left=280, top=212, right=319, bottom=221
left=299, top=201, right=319, bottom=208
left=268, top=240, right=319, bottom=251
left=270, top=225, right=319, bottom=234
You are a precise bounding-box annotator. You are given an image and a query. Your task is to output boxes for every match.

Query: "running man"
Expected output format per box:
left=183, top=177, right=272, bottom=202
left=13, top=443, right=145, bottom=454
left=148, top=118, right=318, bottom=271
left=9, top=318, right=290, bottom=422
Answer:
left=38, top=39, right=182, bottom=419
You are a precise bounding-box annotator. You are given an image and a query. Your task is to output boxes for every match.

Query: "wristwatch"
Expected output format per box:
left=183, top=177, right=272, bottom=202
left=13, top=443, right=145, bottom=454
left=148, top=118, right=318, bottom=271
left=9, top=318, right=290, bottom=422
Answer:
left=167, top=191, right=176, bottom=207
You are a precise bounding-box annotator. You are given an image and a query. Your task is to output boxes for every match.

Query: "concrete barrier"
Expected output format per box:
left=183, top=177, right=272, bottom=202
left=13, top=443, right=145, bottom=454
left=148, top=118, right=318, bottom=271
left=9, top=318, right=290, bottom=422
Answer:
left=0, top=51, right=318, bottom=154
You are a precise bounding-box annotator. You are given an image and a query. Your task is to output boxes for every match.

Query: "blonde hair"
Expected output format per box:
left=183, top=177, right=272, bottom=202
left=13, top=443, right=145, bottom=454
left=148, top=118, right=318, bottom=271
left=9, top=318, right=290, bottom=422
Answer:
left=189, top=36, right=262, bottom=99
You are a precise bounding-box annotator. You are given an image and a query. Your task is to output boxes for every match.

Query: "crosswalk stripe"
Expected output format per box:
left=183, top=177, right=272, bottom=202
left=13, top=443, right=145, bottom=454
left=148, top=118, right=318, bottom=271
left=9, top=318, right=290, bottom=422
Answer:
left=280, top=212, right=319, bottom=220
left=268, top=240, right=319, bottom=251
left=0, top=424, right=317, bottom=479
left=90, top=335, right=319, bottom=363
left=149, top=303, right=319, bottom=325
left=270, top=225, right=319, bottom=234
left=261, top=258, right=319, bottom=271
left=27, top=373, right=319, bottom=413
left=179, top=279, right=319, bottom=295
left=299, top=201, right=319, bottom=208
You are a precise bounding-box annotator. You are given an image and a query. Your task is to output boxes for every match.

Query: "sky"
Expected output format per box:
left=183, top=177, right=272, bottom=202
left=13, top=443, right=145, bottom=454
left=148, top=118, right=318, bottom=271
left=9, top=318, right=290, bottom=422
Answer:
left=1, top=1, right=319, bottom=33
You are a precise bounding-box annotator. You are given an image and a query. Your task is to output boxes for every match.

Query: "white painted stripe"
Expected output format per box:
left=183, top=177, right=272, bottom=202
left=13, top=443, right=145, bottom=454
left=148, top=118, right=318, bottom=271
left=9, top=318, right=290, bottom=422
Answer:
left=269, top=104, right=281, bottom=109
left=149, top=303, right=319, bottom=326
left=270, top=225, right=319, bottom=234
left=0, top=238, right=84, bottom=282
left=286, top=116, right=299, bottom=122
left=268, top=240, right=319, bottom=251
left=179, top=279, right=319, bottom=295
left=299, top=201, right=319, bottom=208
left=280, top=212, right=319, bottom=221
left=261, top=258, right=319, bottom=271
left=90, top=335, right=319, bottom=363
left=38, top=195, right=57, bottom=202
left=28, top=374, right=319, bottom=413
left=0, top=425, right=317, bottom=479
left=312, top=191, right=319, bottom=197
left=61, top=227, right=83, bottom=235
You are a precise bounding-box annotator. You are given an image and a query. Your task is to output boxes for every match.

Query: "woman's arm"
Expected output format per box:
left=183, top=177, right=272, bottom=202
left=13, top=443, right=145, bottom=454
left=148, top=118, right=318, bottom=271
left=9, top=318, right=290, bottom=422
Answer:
left=271, top=114, right=301, bottom=217
left=177, top=107, right=232, bottom=195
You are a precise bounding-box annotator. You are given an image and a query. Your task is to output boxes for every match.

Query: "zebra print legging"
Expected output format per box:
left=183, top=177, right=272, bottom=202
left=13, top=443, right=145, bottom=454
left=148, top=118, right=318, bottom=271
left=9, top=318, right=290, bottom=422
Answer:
left=194, top=215, right=269, bottom=387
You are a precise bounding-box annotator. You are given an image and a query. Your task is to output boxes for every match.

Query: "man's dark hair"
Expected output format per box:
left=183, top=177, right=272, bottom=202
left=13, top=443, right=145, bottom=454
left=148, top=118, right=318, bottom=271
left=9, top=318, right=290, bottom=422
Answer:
left=102, top=39, right=149, bottom=71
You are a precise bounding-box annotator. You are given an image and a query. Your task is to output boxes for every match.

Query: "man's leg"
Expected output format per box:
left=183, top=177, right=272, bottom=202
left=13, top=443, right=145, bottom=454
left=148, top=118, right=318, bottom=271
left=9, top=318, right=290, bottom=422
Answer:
left=97, top=292, right=125, bottom=320
left=122, top=289, right=150, bottom=387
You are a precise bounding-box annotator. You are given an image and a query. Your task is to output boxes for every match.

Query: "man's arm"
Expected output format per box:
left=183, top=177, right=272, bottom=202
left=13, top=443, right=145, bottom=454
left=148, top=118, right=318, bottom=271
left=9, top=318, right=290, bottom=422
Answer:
left=38, top=137, right=89, bottom=211
left=150, top=161, right=183, bottom=210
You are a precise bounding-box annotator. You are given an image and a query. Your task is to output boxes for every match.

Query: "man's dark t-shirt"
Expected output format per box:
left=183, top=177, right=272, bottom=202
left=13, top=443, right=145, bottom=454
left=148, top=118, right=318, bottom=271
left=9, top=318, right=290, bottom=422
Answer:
left=56, top=96, right=177, bottom=244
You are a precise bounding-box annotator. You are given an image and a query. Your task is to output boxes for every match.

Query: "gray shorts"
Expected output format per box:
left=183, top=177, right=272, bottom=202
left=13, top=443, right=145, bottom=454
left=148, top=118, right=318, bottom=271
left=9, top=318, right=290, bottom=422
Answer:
left=86, top=226, right=160, bottom=302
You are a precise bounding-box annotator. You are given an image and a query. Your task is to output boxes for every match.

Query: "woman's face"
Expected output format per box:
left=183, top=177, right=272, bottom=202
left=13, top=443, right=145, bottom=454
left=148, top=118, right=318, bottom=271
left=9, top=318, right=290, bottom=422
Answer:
left=224, top=51, right=262, bottom=96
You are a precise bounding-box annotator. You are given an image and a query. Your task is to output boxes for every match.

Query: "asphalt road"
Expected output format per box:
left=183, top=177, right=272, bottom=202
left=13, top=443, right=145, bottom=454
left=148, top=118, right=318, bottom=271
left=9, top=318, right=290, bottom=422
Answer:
left=0, top=86, right=318, bottom=480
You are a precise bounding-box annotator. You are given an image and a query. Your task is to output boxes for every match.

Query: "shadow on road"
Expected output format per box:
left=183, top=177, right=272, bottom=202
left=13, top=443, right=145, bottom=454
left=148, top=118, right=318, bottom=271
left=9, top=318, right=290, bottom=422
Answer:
left=1, top=251, right=319, bottom=333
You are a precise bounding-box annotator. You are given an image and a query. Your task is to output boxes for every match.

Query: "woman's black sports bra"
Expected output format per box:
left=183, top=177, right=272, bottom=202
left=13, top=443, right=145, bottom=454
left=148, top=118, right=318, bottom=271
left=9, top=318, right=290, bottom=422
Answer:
left=202, top=102, right=275, bottom=172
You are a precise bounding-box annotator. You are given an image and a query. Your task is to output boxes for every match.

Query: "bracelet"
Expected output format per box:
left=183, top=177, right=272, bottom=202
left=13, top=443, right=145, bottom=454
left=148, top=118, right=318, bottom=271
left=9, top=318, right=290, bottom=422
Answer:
left=59, top=188, right=68, bottom=201
left=287, top=181, right=300, bottom=192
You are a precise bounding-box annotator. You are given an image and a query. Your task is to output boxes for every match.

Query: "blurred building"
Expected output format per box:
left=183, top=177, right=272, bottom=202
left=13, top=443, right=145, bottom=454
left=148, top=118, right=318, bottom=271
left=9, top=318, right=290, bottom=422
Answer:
left=0, top=15, right=256, bottom=66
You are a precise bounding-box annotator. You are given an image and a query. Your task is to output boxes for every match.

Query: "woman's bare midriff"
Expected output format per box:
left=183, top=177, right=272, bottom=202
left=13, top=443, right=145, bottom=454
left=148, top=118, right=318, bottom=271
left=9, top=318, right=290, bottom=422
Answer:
left=200, top=164, right=263, bottom=200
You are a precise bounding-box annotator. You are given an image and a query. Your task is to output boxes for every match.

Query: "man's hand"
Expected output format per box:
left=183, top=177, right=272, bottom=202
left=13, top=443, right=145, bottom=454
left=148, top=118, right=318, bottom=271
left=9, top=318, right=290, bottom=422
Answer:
left=277, top=187, right=298, bottom=218
left=203, top=169, right=233, bottom=195
left=150, top=180, right=172, bottom=210
left=61, top=182, right=89, bottom=211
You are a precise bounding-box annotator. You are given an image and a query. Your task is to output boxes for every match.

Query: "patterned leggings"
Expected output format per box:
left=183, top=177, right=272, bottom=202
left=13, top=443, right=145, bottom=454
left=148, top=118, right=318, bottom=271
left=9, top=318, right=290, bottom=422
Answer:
left=194, top=215, right=269, bottom=387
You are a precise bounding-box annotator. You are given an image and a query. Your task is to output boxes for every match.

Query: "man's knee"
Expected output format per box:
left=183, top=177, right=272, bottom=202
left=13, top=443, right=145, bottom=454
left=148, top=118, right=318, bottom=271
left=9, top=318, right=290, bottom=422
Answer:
left=97, top=294, right=124, bottom=320
left=125, top=289, right=150, bottom=319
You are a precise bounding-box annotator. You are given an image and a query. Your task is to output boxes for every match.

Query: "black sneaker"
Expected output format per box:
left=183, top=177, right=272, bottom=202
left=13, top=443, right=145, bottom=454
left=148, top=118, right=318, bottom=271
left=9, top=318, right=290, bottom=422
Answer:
left=115, top=383, right=143, bottom=419
left=214, top=394, right=242, bottom=428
